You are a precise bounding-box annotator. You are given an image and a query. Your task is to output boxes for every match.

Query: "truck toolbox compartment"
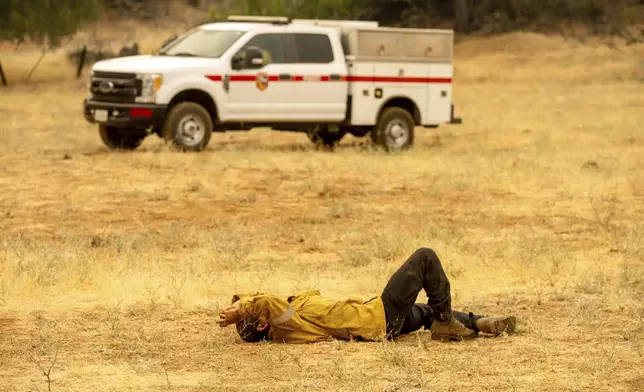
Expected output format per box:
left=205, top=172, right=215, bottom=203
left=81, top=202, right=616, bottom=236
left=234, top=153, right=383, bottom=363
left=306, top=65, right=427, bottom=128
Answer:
left=344, top=28, right=453, bottom=62
left=356, top=31, right=403, bottom=58
left=402, top=32, right=450, bottom=59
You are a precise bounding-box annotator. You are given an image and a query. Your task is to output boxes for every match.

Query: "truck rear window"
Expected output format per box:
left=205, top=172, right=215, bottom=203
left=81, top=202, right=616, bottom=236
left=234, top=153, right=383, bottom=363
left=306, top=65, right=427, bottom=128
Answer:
left=293, top=33, right=334, bottom=63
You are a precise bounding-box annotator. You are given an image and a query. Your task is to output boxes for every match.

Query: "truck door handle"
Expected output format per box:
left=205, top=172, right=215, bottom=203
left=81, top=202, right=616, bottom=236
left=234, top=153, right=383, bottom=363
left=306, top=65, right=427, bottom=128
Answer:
left=329, top=74, right=342, bottom=80
left=279, top=74, right=291, bottom=80
left=223, top=75, right=230, bottom=93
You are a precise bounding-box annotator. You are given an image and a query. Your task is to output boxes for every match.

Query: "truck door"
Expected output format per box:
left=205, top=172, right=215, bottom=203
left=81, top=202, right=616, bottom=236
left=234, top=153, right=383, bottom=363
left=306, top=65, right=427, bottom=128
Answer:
left=226, top=31, right=294, bottom=122
left=287, top=32, right=348, bottom=122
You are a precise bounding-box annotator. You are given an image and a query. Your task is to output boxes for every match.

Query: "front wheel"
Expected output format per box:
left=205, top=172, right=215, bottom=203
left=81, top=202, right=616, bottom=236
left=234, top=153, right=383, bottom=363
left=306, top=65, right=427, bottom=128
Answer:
left=163, top=102, right=213, bottom=152
left=371, top=107, right=415, bottom=152
left=99, top=125, right=146, bottom=150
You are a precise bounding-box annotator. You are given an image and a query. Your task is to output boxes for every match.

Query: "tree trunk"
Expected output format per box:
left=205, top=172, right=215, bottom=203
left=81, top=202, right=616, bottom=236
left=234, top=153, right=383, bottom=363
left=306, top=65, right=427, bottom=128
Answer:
left=454, top=0, right=471, bottom=32
left=0, top=59, right=8, bottom=87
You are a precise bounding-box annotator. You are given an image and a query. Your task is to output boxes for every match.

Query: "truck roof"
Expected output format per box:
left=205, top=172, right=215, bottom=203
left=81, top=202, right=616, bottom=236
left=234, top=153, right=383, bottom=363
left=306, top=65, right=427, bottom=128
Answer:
left=200, top=22, right=270, bottom=32
left=199, top=21, right=341, bottom=34
left=199, top=19, right=452, bottom=35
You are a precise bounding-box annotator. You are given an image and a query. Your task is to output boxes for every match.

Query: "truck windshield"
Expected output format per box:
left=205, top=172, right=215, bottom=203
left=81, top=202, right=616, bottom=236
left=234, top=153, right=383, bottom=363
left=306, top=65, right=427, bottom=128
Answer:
left=158, top=29, right=245, bottom=58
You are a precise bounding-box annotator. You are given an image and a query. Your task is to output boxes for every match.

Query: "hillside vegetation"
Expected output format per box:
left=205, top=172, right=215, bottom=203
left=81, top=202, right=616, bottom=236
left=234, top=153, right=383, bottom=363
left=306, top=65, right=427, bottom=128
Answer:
left=2, top=0, right=644, bottom=47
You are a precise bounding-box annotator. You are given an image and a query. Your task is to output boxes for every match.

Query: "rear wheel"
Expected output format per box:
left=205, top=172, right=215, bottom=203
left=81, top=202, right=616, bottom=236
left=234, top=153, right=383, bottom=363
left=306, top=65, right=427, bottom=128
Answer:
left=371, top=107, right=415, bottom=152
left=307, top=125, right=346, bottom=148
left=99, top=125, right=146, bottom=150
left=163, top=102, right=213, bottom=152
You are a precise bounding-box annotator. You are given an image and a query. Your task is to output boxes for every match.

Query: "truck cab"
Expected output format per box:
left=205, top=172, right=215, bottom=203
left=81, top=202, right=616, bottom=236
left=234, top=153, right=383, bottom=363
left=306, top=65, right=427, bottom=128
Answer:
left=83, top=15, right=462, bottom=152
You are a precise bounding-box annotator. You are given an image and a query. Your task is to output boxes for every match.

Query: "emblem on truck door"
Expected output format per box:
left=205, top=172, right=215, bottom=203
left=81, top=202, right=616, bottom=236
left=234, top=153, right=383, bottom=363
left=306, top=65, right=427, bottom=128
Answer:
left=255, top=72, right=269, bottom=91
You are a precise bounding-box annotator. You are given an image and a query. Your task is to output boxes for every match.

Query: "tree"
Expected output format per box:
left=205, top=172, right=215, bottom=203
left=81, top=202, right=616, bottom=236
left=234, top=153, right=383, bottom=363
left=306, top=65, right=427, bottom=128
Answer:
left=0, top=0, right=102, bottom=47
left=453, top=0, right=471, bottom=32
left=367, top=0, right=453, bottom=28
left=218, top=0, right=365, bottom=20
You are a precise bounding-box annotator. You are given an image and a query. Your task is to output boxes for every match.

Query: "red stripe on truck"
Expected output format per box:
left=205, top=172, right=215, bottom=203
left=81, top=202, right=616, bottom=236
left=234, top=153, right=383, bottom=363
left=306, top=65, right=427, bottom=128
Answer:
left=205, top=75, right=451, bottom=83
left=345, top=76, right=452, bottom=83
left=229, top=75, right=281, bottom=82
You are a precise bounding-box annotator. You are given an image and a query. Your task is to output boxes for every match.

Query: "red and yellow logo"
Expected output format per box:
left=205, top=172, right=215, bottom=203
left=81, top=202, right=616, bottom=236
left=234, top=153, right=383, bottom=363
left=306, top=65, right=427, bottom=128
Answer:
left=255, top=72, right=270, bottom=91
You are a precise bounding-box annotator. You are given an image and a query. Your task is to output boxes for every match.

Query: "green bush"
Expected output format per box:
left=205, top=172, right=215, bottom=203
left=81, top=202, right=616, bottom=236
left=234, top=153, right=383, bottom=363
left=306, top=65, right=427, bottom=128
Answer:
left=368, top=0, right=637, bottom=34
left=0, top=0, right=101, bottom=47
left=205, top=0, right=363, bottom=21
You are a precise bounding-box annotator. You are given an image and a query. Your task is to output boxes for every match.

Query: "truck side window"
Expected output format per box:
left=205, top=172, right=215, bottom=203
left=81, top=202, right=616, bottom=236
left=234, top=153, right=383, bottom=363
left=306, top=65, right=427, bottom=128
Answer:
left=293, top=33, right=334, bottom=63
left=239, top=33, right=286, bottom=64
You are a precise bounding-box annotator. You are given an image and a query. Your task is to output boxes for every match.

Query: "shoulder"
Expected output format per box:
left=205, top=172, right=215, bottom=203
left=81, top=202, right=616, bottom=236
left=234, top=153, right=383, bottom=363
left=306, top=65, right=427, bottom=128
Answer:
left=287, top=290, right=322, bottom=302
left=231, top=292, right=276, bottom=303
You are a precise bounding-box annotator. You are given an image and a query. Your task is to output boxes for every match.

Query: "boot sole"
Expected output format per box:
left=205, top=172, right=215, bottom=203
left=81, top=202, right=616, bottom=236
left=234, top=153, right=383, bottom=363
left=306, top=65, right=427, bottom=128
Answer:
left=430, top=331, right=478, bottom=342
left=492, top=316, right=517, bottom=335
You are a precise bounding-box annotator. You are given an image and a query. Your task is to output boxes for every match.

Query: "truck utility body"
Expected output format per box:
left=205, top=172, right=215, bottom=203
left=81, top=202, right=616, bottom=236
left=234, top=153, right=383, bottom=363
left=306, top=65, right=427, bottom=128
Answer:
left=83, top=16, right=462, bottom=152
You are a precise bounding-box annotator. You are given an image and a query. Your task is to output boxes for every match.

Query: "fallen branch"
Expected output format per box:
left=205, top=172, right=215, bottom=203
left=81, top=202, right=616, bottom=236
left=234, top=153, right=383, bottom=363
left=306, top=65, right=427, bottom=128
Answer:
left=24, top=50, right=47, bottom=83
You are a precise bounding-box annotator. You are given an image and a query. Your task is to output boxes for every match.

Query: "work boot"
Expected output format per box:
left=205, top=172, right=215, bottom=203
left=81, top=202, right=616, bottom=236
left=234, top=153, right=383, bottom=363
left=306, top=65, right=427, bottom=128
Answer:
left=475, top=316, right=517, bottom=335
left=430, top=314, right=478, bottom=342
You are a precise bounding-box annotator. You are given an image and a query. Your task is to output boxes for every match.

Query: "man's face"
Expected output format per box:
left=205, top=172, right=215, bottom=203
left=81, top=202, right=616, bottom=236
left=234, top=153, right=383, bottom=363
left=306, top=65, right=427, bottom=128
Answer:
left=236, top=318, right=270, bottom=343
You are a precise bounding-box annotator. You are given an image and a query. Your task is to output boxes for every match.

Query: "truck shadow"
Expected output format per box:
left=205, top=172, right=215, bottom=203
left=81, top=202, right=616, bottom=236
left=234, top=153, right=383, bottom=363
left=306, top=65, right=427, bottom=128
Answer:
left=79, top=138, right=442, bottom=155
left=206, top=139, right=378, bottom=154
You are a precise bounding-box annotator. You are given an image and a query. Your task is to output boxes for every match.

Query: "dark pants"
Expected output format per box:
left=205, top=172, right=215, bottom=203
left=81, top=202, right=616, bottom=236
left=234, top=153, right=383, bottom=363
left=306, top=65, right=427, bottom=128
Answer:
left=381, top=247, right=484, bottom=338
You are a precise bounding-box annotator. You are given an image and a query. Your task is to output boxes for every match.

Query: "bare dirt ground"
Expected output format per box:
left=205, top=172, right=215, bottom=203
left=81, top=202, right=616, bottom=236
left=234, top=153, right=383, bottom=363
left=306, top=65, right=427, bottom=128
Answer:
left=1, top=32, right=644, bottom=392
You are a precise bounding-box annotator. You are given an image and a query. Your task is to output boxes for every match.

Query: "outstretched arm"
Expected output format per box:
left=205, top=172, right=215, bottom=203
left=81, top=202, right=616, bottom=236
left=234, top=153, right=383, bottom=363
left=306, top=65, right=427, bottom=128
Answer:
left=217, top=293, right=291, bottom=327
left=217, top=300, right=243, bottom=327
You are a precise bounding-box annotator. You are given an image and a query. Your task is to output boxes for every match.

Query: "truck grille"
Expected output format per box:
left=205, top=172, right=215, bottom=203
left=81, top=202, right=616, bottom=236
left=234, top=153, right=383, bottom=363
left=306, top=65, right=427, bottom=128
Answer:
left=90, top=71, right=141, bottom=103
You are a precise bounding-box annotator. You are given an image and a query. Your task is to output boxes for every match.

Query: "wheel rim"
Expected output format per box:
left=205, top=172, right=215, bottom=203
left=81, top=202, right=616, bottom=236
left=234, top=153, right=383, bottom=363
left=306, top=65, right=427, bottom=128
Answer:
left=385, top=119, right=410, bottom=148
left=176, top=114, right=206, bottom=147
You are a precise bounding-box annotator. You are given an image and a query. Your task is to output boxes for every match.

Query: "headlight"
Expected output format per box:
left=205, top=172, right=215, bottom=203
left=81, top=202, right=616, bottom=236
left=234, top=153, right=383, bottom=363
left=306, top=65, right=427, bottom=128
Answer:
left=136, top=73, right=163, bottom=103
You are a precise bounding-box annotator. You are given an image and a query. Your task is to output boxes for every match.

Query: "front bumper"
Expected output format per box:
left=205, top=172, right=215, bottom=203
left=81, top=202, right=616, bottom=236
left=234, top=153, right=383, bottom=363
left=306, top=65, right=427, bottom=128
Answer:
left=83, top=99, right=167, bottom=129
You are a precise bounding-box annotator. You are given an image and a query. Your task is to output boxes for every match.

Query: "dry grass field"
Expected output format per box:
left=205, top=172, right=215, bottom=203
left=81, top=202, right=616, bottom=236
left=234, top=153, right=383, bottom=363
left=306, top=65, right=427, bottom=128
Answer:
left=1, top=30, right=644, bottom=392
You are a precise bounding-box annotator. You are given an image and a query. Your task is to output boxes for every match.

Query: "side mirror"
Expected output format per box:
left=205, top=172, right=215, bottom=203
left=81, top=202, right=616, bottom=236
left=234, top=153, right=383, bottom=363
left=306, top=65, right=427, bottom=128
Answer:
left=231, top=53, right=245, bottom=70
left=244, top=47, right=265, bottom=68
left=231, top=47, right=265, bottom=70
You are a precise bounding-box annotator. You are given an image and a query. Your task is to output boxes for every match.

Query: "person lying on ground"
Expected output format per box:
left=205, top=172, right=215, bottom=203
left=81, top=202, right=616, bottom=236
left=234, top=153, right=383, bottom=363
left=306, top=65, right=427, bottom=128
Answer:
left=217, top=247, right=517, bottom=343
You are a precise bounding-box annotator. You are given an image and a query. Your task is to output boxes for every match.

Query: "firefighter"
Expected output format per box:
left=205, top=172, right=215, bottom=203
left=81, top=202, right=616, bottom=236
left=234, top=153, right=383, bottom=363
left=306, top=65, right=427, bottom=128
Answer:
left=217, top=247, right=517, bottom=343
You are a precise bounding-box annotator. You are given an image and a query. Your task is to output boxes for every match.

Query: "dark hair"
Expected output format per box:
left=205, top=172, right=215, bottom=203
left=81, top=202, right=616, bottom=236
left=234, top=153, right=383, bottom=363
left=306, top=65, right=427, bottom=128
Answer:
left=236, top=317, right=270, bottom=343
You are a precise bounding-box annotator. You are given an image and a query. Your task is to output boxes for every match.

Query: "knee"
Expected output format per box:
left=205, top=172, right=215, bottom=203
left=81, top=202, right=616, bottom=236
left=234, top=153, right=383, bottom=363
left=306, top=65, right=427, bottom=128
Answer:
left=415, top=247, right=438, bottom=259
left=412, top=247, right=442, bottom=266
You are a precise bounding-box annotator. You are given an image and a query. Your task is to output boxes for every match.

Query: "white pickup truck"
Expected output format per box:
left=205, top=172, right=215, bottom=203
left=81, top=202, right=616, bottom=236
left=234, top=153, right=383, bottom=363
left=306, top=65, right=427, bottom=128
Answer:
left=83, top=16, right=462, bottom=152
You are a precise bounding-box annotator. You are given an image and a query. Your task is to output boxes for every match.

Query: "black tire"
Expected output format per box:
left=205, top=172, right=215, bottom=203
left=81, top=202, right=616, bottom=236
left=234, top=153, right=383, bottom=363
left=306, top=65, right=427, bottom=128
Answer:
left=371, top=107, right=415, bottom=152
left=307, top=125, right=347, bottom=148
left=163, top=102, right=213, bottom=152
left=99, top=125, right=146, bottom=150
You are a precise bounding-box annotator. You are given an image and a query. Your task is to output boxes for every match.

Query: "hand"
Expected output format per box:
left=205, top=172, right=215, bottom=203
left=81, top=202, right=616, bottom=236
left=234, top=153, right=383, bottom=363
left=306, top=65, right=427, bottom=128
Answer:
left=217, top=301, right=241, bottom=327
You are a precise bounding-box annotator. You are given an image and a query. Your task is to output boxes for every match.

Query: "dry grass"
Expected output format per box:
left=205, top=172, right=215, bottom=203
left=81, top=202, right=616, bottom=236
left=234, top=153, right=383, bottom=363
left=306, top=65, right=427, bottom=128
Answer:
left=1, top=30, right=644, bottom=392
